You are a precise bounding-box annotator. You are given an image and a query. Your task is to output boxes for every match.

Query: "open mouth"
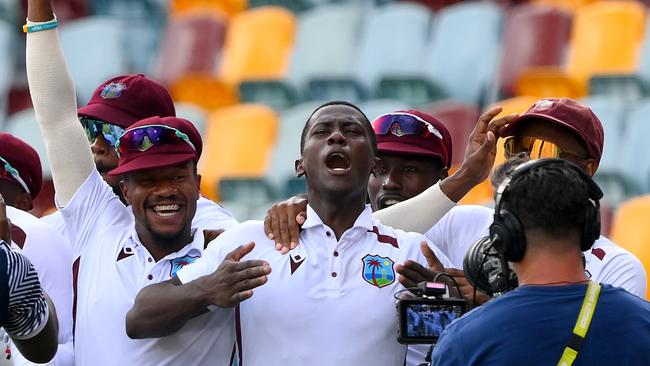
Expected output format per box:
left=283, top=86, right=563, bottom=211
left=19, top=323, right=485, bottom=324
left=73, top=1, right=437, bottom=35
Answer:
left=378, top=195, right=403, bottom=209
left=151, top=204, right=181, bottom=217
left=325, top=152, right=351, bottom=172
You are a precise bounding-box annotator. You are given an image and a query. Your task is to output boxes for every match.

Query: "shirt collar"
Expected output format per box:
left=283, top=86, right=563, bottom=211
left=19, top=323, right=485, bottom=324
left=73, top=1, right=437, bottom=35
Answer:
left=302, top=204, right=374, bottom=232
left=125, top=226, right=204, bottom=259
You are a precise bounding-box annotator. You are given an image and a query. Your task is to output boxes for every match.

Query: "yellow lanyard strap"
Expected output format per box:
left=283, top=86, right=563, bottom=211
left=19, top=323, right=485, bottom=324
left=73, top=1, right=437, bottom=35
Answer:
left=557, top=281, right=602, bottom=366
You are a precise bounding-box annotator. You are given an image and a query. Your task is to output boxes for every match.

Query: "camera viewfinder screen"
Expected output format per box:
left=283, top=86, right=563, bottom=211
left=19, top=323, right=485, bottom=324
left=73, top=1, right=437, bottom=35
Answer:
left=406, top=304, right=463, bottom=338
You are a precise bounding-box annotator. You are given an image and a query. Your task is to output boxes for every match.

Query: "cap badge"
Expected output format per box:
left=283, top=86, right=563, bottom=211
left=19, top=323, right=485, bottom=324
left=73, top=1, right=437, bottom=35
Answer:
left=531, top=99, right=554, bottom=112
left=100, top=82, right=127, bottom=99
left=390, top=123, right=405, bottom=137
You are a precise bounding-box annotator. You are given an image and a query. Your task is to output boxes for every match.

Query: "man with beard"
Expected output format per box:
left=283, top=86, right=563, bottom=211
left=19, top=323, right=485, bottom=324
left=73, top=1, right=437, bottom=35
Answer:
left=125, top=101, right=454, bottom=365
left=25, top=0, right=268, bottom=363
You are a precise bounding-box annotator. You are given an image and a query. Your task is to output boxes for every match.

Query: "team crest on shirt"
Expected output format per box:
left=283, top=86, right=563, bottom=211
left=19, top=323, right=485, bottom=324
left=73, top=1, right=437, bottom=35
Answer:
left=100, top=82, right=126, bottom=99
left=170, top=255, right=199, bottom=277
left=361, top=254, right=395, bottom=288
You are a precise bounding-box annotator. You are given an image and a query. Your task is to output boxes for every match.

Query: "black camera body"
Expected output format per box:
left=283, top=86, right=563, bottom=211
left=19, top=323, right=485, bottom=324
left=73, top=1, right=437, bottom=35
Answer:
left=396, top=282, right=468, bottom=345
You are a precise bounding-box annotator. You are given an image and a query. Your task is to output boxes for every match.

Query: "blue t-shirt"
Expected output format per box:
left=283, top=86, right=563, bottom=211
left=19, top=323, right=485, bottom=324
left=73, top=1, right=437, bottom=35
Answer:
left=431, top=283, right=650, bottom=366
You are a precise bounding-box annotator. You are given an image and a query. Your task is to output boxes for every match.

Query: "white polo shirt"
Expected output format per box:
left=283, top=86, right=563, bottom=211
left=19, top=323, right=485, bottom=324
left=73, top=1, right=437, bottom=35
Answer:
left=425, top=205, right=648, bottom=297
left=6, top=206, right=74, bottom=366
left=178, top=204, right=453, bottom=366
left=61, top=169, right=238, bottom=366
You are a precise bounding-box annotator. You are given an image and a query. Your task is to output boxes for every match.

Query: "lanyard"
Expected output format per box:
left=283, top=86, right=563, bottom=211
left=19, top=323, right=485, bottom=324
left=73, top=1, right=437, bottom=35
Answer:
left=557, top=281, right=602, bottom=366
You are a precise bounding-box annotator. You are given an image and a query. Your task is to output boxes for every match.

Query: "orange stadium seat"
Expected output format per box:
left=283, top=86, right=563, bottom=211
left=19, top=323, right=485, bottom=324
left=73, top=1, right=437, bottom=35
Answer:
left=154, top=13, right=227, bottom=86
left=532, top=0, right=600, bottom=12
left=218, top=6, right=296, bottom=86
left=169, top=0, right=247, bottom=17
left=170, top=74, right=239, bottom=112
left=199, top=104, right=278, bottom=200
left=517, top=1, right=646, bottom=98
left=499, top=4, right=572, bottom=97
left=610, top=195, right=650, bottom=300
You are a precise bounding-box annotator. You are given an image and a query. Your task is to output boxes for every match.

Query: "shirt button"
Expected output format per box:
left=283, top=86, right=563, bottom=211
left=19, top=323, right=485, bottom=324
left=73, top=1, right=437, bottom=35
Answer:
left=147, top=274, right=153, bottom=280
left=326, top=231, right=332, bottom=237
left=147, top=257, right=153, bottom=263
left=331, top=272, right=337, bottom=278
left=333, top=251, right=339, bottom=257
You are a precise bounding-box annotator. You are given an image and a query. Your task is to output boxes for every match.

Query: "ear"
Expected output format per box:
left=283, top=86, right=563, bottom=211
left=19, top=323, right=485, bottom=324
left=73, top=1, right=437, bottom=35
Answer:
left=14, top=193, right=33, bottom=212
left=195, top=174, right=202, bottom=200
left=119, top=180, right=132, bottom=205
left=295, top=159, right=305, bottom=177
left=371, top=157, right=382, bottom=177
left=583, top=159, right=598, bottom=177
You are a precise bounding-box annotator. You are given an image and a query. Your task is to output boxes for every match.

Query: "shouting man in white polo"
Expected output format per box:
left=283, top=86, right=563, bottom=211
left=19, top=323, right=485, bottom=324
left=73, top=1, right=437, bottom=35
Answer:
left=126, top=101, right=454, bottom=365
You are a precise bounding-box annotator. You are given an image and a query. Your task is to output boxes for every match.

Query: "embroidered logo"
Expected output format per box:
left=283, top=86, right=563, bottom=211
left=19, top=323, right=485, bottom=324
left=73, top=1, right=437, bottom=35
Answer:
left=390, top=123, right=406, bottom=137
left=361, top=254, right=395, bottom=288
left=530, top=99, right=554, bottom=112
left=100, top=82, right=127, bottom=99
left=169, top=255, right=199, bottom=277
left=290, top=254, right=306, bottom=275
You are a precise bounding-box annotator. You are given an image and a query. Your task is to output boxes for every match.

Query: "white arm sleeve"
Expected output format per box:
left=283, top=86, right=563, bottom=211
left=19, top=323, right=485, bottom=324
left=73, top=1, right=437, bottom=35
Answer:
left=372, top=183, right=456, bottom=234
left=26, top=21, right=94, bottom=207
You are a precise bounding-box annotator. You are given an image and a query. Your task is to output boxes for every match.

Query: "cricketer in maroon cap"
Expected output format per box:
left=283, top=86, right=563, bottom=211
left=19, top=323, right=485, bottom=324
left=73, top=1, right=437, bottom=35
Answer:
left=367, top=110, right=453, bottom=211
left=77, top=74, right=176, bottom=201
left=501, top=98, right=604, bottom=177
left=0, top=132, right=43, bottom=211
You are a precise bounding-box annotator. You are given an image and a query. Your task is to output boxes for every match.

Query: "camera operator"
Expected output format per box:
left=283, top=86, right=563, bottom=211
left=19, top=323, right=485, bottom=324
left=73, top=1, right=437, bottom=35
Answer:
left=430, top=158, right=650, bottom=366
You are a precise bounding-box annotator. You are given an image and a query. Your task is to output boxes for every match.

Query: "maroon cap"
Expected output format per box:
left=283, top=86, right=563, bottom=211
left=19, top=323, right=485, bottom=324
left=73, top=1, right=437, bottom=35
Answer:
left=373, top=110, right=453, bottom=169
left=0, top=132, right=42, bottom=198
left=503, top=98, right=604, bottom=167
left=108, top=116, right=203, bottom=176
left=77, top=74, right=176, bottom=128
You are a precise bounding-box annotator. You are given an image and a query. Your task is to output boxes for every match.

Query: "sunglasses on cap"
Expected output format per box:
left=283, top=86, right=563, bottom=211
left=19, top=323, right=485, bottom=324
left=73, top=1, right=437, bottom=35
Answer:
left=0, top=156, right=30, bottom=194
left=503, top=136, right=589, bottom=160
left=373, top=113, right=443, bottom=139
left=115, top=124, right=196, bottom=158
left=80, top=117, right=125, bottom=147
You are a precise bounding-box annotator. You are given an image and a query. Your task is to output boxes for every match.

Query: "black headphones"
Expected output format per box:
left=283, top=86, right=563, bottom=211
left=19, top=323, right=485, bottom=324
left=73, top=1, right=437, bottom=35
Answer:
left=489, top=158, right=603, bottom=262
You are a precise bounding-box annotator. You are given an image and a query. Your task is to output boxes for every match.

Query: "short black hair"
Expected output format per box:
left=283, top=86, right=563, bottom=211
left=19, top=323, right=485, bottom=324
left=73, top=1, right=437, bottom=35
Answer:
left=300, top=101, right=377, bottom=155
left=499, top=159, right=591, bottom=240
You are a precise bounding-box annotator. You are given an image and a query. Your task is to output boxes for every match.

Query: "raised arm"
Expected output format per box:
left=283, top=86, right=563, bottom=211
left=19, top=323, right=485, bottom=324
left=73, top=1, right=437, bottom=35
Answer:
left=126, top=242, right=271, bottom=339
left=372, top=107, right=518, bottom=233
left=26, top=0, right=94, bottom=206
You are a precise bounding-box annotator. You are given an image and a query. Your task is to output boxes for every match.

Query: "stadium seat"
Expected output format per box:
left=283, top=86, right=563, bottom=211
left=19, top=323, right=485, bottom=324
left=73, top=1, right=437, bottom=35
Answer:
left=154, top=13, right=227, bottom=86
left=60, top=17, right=127, bottom=105
left=287, top=3, right=365, bottom=102
left=580, top=96, right=626, bottom=174
left=421, top=100, right=480, bottom=166
left=617, top=99, right=650, bottom=193
left=532, top=0, right=600, bottom=12
left=354, top=2, right=435, bottom=105
left=402, top=0, right=464, bottom=12
left=199, top=104, right=278, bottom=201
left=424, top=2, right=503, bottom=106
left=610, top=195, right=650, bottom=299
left=498, top=4, right=572, bottom=98
left=170, top=74, right=239, bottom=112
left=0, top=21, right=14, bottom=121
left=247, top=0, right=311, bottom=13
left=519, top=1, right=646, bottom=98
left=4, top=108, right=51, bottom=178
left=169, top=0, right=246, bottom=17
left=174, top=102, right=208, bottom=137
left=219, top=6, right=296, bottom=85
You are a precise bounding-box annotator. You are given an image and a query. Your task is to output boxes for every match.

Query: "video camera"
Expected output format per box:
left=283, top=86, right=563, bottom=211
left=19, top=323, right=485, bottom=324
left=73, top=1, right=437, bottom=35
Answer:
left=396, top=281, right=467, bottom=345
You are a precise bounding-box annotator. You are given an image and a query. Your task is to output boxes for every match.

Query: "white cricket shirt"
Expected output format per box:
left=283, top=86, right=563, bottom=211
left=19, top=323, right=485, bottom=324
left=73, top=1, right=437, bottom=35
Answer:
left=426, top=205, right=647, bottom=297
left=178, top=204, right=453, bottom=366
left=6, top=206, right=74, bottom=366
left=61, top=169, right=238, bottom=366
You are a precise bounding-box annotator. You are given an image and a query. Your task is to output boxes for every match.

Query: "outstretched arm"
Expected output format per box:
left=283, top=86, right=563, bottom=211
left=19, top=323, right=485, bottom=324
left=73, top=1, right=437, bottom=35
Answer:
left=126, top=242, right=271, bottom=339
left=26, top=0, right=94, bottom=206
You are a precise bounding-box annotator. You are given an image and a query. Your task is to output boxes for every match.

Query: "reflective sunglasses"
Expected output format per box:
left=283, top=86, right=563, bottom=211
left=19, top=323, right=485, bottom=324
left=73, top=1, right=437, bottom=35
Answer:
left=115, top=124, right=196, bottom=158
left=0, top=156, right=30, bottom=194
left=503, top=136, right=588, bottom=160
left=80, top=117, right=125, bottom=147
left=372, top=113, right=443, bottom=139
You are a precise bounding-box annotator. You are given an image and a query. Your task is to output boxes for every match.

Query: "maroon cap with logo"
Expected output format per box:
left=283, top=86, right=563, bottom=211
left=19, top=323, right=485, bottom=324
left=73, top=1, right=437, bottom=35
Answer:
left=0, top=132, right=42, bottom=198
left=77, top=74, right=176, bottom=128
left=373, top=110, right=453, bottom=169
left=503, top=98, right=604, bottom=167
left=108, top=116, right=203, bottom=176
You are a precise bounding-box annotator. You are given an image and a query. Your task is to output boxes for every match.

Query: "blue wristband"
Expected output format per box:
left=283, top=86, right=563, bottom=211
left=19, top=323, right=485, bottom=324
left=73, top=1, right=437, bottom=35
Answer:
left=23, top=19, right=58, bottom=33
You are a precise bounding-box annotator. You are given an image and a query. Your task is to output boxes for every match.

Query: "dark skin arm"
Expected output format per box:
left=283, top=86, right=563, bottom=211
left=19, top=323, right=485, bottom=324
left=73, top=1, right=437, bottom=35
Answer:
left=27, top=0, right=54, bottom=22
left=126, top=242, right=271, bottom=339
left=263, top=107, right=518, bottom=249
left=0, top=195, right=59, bottom=362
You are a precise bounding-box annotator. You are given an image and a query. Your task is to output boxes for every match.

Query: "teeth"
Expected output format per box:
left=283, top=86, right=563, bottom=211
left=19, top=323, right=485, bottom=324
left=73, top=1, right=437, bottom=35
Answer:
left=156, top=212, right=176, bottom=217
left=384, top=199, right=400, bottom=206
left=152, top=204, right=180, bottom=215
